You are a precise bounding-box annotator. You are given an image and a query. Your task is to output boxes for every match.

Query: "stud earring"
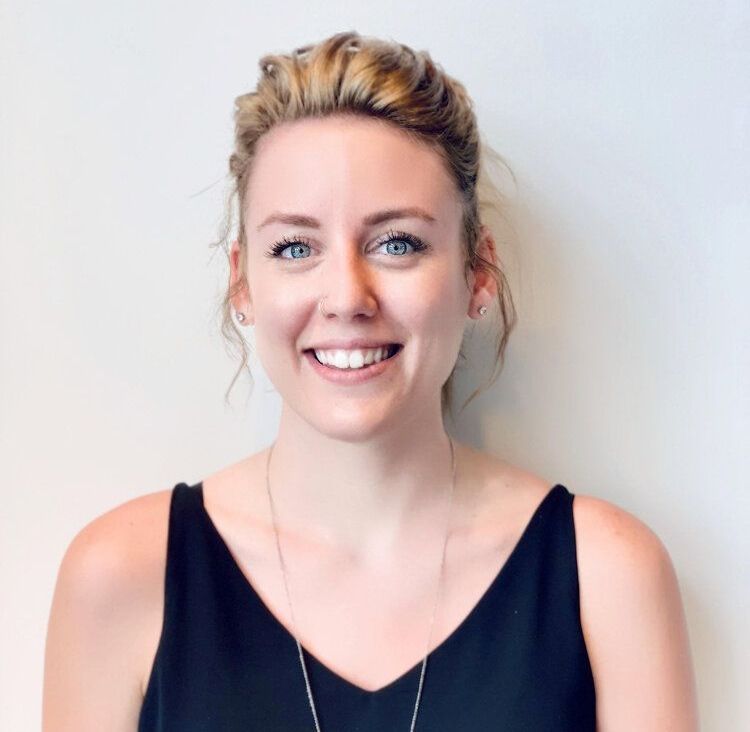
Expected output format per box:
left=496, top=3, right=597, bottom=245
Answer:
left=478, top=305, right=487, bottom=316
left=236, top=311, right=246, bottom=323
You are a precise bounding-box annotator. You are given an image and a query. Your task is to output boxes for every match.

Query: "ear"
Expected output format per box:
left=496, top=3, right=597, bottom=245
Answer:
left=229, top=239, right=254, bottom=325
left=468, top=224, right=499, bottom=318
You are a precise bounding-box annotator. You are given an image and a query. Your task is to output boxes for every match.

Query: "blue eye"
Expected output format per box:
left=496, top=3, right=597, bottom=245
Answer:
left=378, top=236, right=423, bottom=256
left=266, top=239, right=311, bottom=259
left=265, top=229, right=429, bottom=259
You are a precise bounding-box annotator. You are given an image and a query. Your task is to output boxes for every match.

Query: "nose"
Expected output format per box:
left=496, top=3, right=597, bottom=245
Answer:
left=319, top=244, right=378, bottom=320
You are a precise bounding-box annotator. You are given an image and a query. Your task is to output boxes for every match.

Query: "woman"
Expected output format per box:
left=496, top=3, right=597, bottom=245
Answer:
left=43, top=31, right=699, bottom=731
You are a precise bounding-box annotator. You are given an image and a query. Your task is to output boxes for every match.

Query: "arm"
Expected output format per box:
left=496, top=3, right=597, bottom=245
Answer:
left=573, top=494, right=700, bottom=731
left=42, top=492, right=169, bottom=731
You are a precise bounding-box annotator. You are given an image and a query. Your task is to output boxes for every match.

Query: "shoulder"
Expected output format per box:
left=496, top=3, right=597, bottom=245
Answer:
left=570, top=492, right=687, bottom=627
left=570, top=491, right=669, bottom=580
left=58, top=487, right=175, bottom=670
left=59, top=488, right=173, bottom=602
left=570, top=492, right=677, bottom=634
left=570, top=492, right=700, bottom=730
left=43, top=487, right=174, bottom=727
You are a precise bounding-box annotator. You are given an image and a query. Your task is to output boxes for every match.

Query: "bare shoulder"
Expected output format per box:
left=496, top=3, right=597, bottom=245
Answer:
left=43, top=488, right=173, bottom=731
left=59, top=488, right=173, bottom=610
left=571, top=492, right=700, bottom=731
left=571, top=491, right=668, bottom=574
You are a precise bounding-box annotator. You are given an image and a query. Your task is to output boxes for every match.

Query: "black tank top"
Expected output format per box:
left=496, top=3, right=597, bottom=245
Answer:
left=139, top=482, right=596, bottom=731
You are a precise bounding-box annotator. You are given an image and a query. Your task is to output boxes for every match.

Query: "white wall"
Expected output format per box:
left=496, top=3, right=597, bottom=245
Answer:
left=1, top=2, right=747, bottom=729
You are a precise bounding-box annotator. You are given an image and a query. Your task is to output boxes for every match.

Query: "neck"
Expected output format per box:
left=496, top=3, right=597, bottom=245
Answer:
left=264, top=403, right=460, bottom=566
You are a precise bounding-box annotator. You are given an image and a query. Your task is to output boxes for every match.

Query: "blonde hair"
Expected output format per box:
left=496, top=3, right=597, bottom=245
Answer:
left=211, top=30, right=517, bottom=423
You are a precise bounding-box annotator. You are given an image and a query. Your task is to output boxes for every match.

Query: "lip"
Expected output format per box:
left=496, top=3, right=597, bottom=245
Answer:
left=303, top=338, right=401, bottom=351
left=304, top=344, right=403, bottom=385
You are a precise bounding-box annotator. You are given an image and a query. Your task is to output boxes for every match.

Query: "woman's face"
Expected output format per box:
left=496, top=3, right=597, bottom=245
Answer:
left=230, top=114, right=492, bottom=440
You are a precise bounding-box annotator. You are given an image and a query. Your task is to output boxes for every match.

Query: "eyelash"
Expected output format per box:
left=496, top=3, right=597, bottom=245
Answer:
left=264, top=228, right=429, bottom=259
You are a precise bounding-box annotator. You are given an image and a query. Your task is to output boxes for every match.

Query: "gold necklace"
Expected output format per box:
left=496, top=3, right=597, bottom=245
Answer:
left=264, top=436, right=457, bottom=731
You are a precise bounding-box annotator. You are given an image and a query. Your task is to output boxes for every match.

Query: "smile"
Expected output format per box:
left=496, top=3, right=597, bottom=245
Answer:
left=303, top=344, right=403, bottom=384
left=311, top=344, right=400, bottom=369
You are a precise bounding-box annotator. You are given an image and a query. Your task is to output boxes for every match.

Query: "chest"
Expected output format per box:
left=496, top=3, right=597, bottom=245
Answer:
left=231, top=523, right=522, bottom=693
left=138, top=481, right=598, bottom=731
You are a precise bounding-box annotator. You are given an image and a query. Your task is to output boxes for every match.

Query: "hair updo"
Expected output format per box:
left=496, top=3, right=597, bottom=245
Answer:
left=211, top=30, right=517, bottom=423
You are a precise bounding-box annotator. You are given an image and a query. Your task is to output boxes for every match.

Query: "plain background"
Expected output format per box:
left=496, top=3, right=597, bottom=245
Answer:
left=1, top=1, right=747, bottom=729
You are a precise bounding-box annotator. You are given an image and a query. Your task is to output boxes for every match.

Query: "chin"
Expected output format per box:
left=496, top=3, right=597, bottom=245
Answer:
left=300, top=402, right=409, bottom=444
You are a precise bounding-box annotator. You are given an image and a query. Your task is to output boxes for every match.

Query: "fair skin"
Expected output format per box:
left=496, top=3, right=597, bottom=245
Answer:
left=42, top=115, right=699, bottom=730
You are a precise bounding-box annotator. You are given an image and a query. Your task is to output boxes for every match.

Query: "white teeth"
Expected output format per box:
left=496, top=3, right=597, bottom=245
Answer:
left=314, top=346, right=395, bottom=369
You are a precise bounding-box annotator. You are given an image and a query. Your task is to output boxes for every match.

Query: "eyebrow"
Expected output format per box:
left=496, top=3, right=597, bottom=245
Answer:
left=256, top=206, right=437, bottom=232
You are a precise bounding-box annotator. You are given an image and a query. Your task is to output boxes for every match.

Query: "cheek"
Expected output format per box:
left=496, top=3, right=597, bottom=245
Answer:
left=405, top=276, right=468, bottom=358
left=250, top=291, right=308, bottom=372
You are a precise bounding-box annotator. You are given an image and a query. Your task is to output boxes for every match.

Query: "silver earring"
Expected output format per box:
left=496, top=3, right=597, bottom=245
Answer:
left=236, top=311, right=246, bottom=323
left=478, top=305, right=487, bottom=316
left=319, top=297, right=329, bottom=316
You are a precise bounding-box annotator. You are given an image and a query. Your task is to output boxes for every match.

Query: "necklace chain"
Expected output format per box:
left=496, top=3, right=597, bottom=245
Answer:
left=264, top=436, right=457, bottom=732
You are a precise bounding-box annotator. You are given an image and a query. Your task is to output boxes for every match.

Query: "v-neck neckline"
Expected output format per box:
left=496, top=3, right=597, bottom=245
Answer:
left=193, top=481, right=563, bottom=697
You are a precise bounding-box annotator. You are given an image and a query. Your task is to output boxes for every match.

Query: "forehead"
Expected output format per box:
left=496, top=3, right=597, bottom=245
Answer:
left=244, top=115, right=460, bottom=225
